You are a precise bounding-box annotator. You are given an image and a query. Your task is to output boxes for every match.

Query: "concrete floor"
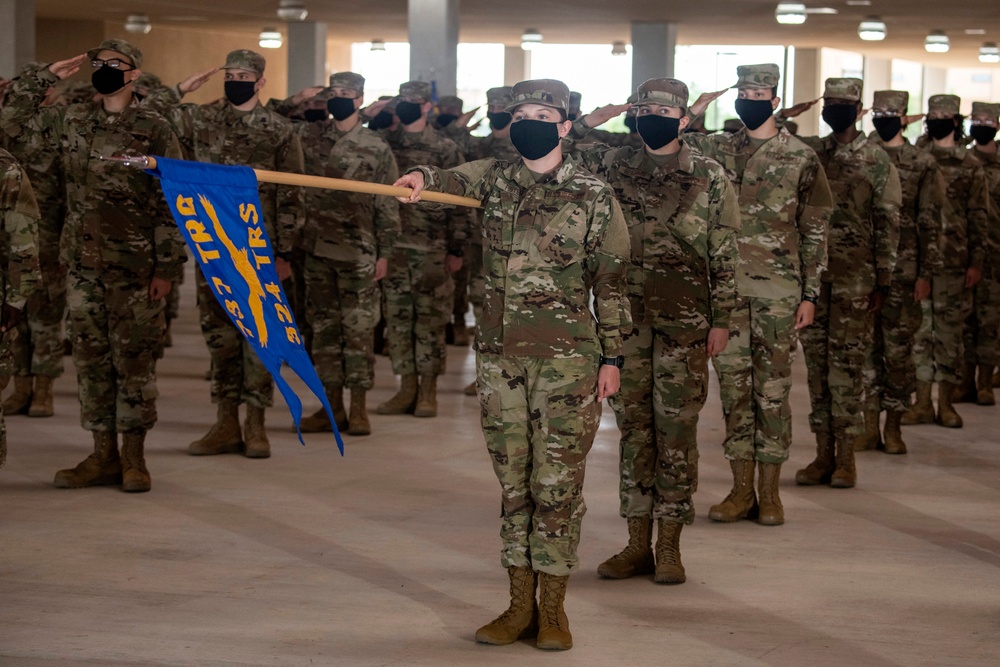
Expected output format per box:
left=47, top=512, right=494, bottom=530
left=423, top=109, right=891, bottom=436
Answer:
left=2, top=272, right=999, bottom=666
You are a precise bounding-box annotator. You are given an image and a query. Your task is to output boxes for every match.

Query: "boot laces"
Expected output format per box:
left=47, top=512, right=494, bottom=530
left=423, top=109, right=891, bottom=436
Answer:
left=539, top=578, right=567, bottom=627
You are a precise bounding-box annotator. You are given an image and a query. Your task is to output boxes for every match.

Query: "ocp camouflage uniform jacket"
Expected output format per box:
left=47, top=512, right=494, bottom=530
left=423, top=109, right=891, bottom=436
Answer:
left=383, top=125, right=470, bottom=255
left=969, top=147, right=1000, bottom=277
left=800, top=133, right=902, bottom=295
left=683, top=128, right=832, bottom=302
left=925, top=144, right=991, bottom=275
left=296, top=120, right=400, bottom=265
left=441, top=127, right=516, bottom=247
left=3, top=66, right=186, bottom=284
left=868, top=134, right=946, bottom=284
left=0, top=149, right=41, bottom=310
left=147, top=89, right=304, bottom=257
left=569, top=140, right=740, bottom=340
left=413, top=155, right=631, bottom=359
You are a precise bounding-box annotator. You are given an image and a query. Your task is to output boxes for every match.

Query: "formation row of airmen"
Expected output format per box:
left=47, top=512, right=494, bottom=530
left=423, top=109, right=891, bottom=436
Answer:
left=1, top=37, right=998, bottom=651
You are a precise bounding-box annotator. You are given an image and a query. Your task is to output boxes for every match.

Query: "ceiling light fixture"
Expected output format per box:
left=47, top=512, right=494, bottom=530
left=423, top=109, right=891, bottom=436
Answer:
left=980, top=43, right=1000, bottom=64
left=259, top=28, right=283, bottom=49
left=858, top=16, right=886, bottom=41
left=276, top=1, right=308, bottom=22
left=775, top=3, right=807, bottom=24
left=965, top=29, right=987, bottom=35
left=124, top=14, right=152, bottom=34
left=924, top=30, right=950, bottom=53
left=521, top=29, right=543, bottom=51
left=370, top=39, right=386, bottom=52
left=611, top=41, right=628, bottom=56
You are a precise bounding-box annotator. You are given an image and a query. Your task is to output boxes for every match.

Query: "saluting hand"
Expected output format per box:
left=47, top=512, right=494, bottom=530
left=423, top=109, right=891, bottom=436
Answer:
left=583, top=103, right=631, bottom=129
left=290, top=86, right=325, bottom=105
left=393, top=172, right=425, bottom=203
left=178, top=67, right=219, bottom=95
left=454, top=106, right=481, bottom=129
left=779, top=98, right=820, bottom=120
left=48, top=54, right=88, bottom=81
left=689, top=89, right=728, bottom=118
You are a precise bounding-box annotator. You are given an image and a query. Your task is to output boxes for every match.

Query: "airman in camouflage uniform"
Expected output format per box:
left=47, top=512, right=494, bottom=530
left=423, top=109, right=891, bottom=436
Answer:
left=788, top=78, right=901, bottom=489
left=860, top=90, right=946, bottom=455
left=0, top=149, right=42, bottom=469
left=397, top=79, right=630, bottom=651
left=148, top=49, right=305, bottom=458
left=569, top=77, right=740, bottom=580
left=903, top=94, right=990, bottom=429
left=960, top=101, right=1000, bottom=405
left=683, top=64, right=832, bottom=524
left=433, top=94, right=464, bottom=130
left=3, top=40, right=187, bottom=492
left=280, top=72, right=401, bottom=437
left=376, top=80, right=469, bottom=419
left=0, top=64, right=69, bottom=419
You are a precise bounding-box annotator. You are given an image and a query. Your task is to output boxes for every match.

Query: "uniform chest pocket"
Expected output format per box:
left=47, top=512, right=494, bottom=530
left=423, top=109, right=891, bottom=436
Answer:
left=533, top=202, right=587, bottom=266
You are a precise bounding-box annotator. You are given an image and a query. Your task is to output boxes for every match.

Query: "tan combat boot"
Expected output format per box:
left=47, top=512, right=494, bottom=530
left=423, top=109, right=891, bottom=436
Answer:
left=654, top=520, right=685, bottom=584
left=120, top=430, right=151, bottom=493
left=597, top=516, right=655, bottom=579
left=795, top=432, right=836, bottom=485
left=28, top=375, right=55, bottom=417
left=189, top=400, right=243, bottom=455
left=413, top=374, right=438, bottom=418
left=976, top=364, right=995, bottom=406
left=757, top=462, right=784, bottom=525
left=936, top=382, right=963, bottom=428
left=3, top=375, right=33, bottom=415
left=453, top=322, right=470, bottom=346
left=347, top=389, right=371, bottom=436
left=708, top=460, right=758, bottom=522
left=54, top=431, right=122, bottom=488
left=536, top=572, right=572, bottom=650
left=953, top=363, right=978, bottom=403
left=330, top=387, right=350, bottom=429
left=375, top=374, right=418, bottom=415
left=900, top=381, right=934, bottom=425
left=243, top=405, right=271, bottom=458
left=854, top=401, right=882, bottom=451
left=882, top=410, right=907, bottom=455
left=300, top=386, right=348, bottom=433
left=830, top=435, right=857, bottom=488
left=475, top=566, right=538, bottom=645
left=464, top=380, right=477, bottom=396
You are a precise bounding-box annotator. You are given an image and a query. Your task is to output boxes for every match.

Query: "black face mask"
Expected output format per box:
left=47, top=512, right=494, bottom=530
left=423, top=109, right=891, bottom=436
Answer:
left=568, top=113, right=578, bottom=121
left=509, top=119, right=562, bottom=160
left=303, top=108, right=328, bottom=123
left=369, top=110, right=394, bottom=130
left=224, top=80, right=257, bottom=106
left=91, top=65, right=127, bottom=95
left=822, top=104, right=858, bottom=133
left=971, top=125, right=999, bottom=145
left=734, top=98, right=774, bottom=131
left=636, top=115, right=681, bottom=150
left=327, top=97, right=357, bottom=121
left=488, top=111, right=511, bottom=131
left=872, top=117, right=902, bottom=143
left=927, top=118, right=956, bottom=140
left=624, top=115, right=637, bottom=133
left=435, top=113, right=458, bottom=128
left=396, top=101, right=423, bottom=125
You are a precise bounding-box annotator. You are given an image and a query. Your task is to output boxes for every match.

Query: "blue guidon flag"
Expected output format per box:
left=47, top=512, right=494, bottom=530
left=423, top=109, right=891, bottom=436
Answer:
left=149, top=156, right=344, bottom=455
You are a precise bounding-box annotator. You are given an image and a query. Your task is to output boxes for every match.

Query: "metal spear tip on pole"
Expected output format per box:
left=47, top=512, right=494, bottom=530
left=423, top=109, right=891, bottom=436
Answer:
left=99, top=153, right=153, bottom=169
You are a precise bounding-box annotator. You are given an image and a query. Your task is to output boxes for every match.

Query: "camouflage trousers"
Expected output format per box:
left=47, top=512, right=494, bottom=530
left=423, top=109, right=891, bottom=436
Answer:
left=864, top=281, right=923, bottom=412
left=800, top=282, right=873, bottom=438
left=913, top=273, right=973, bottom=384
left=7, top=272, right=66, bottom=378
left=382, top=247, right=454, bottom=377
left=963, top=272, right=1000, bottom=367
left=609, top=324, right=707, bottom=524
left=67, top=271, right=164, bottom=433
left=196, top=268, right=273, bottom=408
left=714, top=295, right=799, bottom=464
left=478, top=353, right=601, bottom=576
left=0, top=330, right=15, bottom=468
left=305, top=255, right=379, bottom=391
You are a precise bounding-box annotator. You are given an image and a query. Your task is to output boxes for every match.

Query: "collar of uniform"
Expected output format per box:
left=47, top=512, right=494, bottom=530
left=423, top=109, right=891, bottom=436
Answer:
left=510, top=153, right=581, bottom=190
left=94, top=97, right=138, bottom=124
left=630, top=141, right=693, bottom=174
left=830, top=130, right=869, bottom=154
left=223, top=101, right=262, bottom=121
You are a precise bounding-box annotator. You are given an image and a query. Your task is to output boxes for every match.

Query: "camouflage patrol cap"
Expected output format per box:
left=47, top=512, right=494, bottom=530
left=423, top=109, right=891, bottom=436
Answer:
left=399, top=80, right=432, bottom=102
left=506, top=79, right=570, bottom=113
left=823, top=77, right=863, bottom=102
left=872, top=90, right=909, bottom=115
left=732, top=63, right=780, bottom=89
left=328, top=71, right=365, bottom=93
left=87, top=38, right=143, bottom=68
left=438, top=95, right=464, bottom=110
left=569, top=91, right=582, bottom=111
left=635, top=78, right=689, bottom=110
left=222, top=50, right=266, bottom=76
left=971, top=102, right=1000, bottom=119
left=486, top=86, right=513, bottom=107
left=928, top=94, right=961, bottom=115
left=626, top=93, right=638, bottom=105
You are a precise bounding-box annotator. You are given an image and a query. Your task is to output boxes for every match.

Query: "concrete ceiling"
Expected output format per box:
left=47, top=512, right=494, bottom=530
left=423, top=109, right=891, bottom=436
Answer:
left=37, top=0, right=1000, bottom=68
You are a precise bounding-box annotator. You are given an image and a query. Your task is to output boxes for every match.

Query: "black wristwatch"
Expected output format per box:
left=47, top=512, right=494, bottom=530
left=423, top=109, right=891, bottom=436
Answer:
left=600, top=355, right=625, bottom=369
left=802, top=294, right=818, bottom=304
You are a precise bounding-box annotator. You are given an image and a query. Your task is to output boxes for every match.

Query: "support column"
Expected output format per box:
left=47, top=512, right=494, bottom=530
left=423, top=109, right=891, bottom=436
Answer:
left=0, top=0, right=35, bottom=78
left=630, top=22, right=676, bottom=93
left=504, top=46, right=529, bottom=86
left=408, top=0, right=459, bottom=96
left=287, top=21, right=328, bottom=93
left=793, top=47, right=823, bottom=136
